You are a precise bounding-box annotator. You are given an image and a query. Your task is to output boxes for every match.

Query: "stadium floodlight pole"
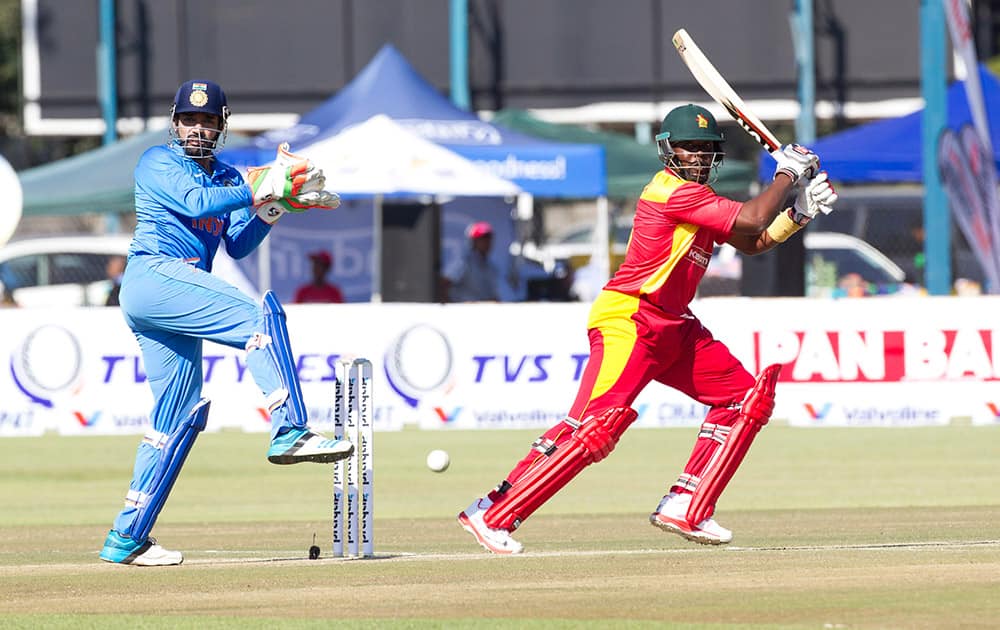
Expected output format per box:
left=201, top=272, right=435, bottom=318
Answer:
left=921, top=0, right=951, bottom=295
left=98, top=0, right=122, bottom=233
left=98, top=0, right=117, bottom=145
left=791, top=0, right=816, bottom=144
left=449, top=0, right=470, bottom=111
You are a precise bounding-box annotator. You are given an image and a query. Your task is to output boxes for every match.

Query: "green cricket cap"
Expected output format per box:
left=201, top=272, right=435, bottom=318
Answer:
left=657, top=104, right=724, bottom=143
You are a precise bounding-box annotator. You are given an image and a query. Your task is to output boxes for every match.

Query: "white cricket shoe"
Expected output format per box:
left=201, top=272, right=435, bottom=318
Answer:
left=649, top=492, right=733, bottom=545
left=129, top=539, right=184, bottom=566
left=458, top=497, right=524, bottom=555
left=99, top=530, right=183, bottom=566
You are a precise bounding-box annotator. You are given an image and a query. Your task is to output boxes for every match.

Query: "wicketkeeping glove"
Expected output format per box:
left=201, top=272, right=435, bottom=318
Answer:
left=246, top=143, right=326, bottom=207
left=789, top=171, right=838, bottom=226
left=255, top=191, right=341, bottom=225
left=247, top=143, right=340, bottom=224
left=773, top=143, right=820, bottom=187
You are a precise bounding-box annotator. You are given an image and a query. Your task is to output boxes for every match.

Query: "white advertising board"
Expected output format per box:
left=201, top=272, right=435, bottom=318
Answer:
left=1, top=296, right=999, bottom=437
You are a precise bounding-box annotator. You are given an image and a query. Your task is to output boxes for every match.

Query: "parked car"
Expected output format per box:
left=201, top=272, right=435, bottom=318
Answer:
left=513, top=218, right=911, bottom=298
left=802, top=231, right=909, bottom=297
left=525, top=216, right=634, bottom=264
left=0, top=235, right=259, bottom=307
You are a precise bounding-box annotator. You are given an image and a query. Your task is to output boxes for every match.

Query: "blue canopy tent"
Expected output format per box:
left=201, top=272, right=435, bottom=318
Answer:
left=223, top=44, right=606, bottom=198
left=751, top=65, right=1000, bottom=293
left=222, top=44, right=615, bottom=299
left=757, top=65, right=1000, bottom=183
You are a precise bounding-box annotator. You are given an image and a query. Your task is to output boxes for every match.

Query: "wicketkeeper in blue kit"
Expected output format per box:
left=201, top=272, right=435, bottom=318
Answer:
left=100, top=80, right=350, bottom=566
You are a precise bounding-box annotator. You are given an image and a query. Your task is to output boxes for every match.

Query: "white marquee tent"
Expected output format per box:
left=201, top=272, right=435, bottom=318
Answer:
left=263, top=114, right=521, bottom=301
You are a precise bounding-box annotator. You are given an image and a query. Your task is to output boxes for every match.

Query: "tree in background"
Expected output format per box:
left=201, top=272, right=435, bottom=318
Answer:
left=0, top=0, right=19, bottom=137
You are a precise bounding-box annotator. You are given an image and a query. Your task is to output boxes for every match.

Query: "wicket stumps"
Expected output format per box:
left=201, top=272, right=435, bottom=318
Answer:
left=332, top=358, right=374, bottom=558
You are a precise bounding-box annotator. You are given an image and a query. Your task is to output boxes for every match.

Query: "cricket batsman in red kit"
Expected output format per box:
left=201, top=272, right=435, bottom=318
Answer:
left=459, top=104, right=838, bottom=553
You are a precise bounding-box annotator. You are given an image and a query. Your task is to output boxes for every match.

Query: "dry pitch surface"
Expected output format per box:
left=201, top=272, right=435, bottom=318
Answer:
left=1, top=425, right=998, bottom=628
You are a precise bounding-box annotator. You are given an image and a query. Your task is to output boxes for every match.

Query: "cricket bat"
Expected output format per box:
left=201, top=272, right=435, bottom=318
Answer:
left=672, top=28, right=783, bottom=157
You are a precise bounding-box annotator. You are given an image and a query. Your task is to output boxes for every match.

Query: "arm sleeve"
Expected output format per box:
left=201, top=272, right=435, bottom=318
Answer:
left=223, top=207, right=271, bottom=259
left=136, top=150, right=254, bottom=219
left=443, top=256, right=466, bottom=283
left=665, top=183, right=743, bottom=243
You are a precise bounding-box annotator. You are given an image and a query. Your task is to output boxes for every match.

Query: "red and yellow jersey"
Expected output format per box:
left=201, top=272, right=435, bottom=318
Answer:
left=604, top=168, right=742, bottom=315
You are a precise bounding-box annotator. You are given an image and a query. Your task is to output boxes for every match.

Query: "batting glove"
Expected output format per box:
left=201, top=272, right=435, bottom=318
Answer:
left=789, top=171, right=838, bottom=226
left=773, top=143, right=820, bottom=187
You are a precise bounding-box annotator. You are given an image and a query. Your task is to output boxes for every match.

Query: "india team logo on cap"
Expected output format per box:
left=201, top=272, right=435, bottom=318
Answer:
left=696, top=113, right=709, bottom=129
left=189, top=82, right=209, bottom=107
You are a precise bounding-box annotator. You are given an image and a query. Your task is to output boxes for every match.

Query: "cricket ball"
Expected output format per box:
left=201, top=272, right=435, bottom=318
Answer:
left=426, top=449, right=450, bottom=473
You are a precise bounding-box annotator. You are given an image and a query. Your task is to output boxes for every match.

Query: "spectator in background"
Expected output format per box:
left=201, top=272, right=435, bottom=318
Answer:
left=834, top=272, right=869, bottom=298
left=293, top=250, right=344, bottom=303
left=105, top=255, right=126, bottom=306
left=0, top=265, right=17, bottom=307
left=0, top=281, right=16, bottom=308
left=441, top=221, right=501, bottom=302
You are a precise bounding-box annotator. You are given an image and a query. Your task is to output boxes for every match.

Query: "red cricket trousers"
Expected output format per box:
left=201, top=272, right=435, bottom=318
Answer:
left=501, top=290, right=755, bottom=490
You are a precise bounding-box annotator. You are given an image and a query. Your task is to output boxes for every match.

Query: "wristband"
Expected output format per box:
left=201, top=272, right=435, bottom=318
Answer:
left=765, top=209, right=803, bottom=243
left=255, top=202, right=286, bottom=225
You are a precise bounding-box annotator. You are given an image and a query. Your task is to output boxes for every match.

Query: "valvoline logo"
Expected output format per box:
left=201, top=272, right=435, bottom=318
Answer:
left=256, top=407, right=272, bottom=424
left=434, top=407, right=462, bottom=423
left=804, top=402, right=832, bottom=421
left=986, top=402, right=1000, bottom=420
left=73, top=411, right=101, bottom=427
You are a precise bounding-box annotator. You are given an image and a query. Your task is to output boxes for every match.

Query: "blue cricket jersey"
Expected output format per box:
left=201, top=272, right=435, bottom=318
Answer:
left=130, top=144, right=268, bottom=271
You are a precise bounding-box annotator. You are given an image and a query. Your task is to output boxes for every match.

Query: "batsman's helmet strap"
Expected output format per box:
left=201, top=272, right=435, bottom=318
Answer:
left=659, top=104, right=724, bottom=144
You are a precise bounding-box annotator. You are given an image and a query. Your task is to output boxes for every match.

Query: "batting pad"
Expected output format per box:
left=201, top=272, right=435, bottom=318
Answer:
left=262, top=291, right=308, bottom=427
left=127, top=398, right=210, bottom=541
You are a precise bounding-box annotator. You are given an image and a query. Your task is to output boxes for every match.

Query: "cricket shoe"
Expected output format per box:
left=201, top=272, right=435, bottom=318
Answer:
left=267, top=427, right=354, bottom=464
left=649, top=492, right=733, bottom=545
left=458, top=497, right=524, bottom=555
left=99, top=529, right=183, bottom=566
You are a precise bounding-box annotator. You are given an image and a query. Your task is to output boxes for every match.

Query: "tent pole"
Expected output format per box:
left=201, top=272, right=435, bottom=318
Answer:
left=372, top=194, right=383, bottom=303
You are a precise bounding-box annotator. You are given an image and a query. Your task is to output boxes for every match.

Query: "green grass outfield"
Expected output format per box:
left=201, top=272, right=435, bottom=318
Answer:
left=1, top=424, right=999, bottom=628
